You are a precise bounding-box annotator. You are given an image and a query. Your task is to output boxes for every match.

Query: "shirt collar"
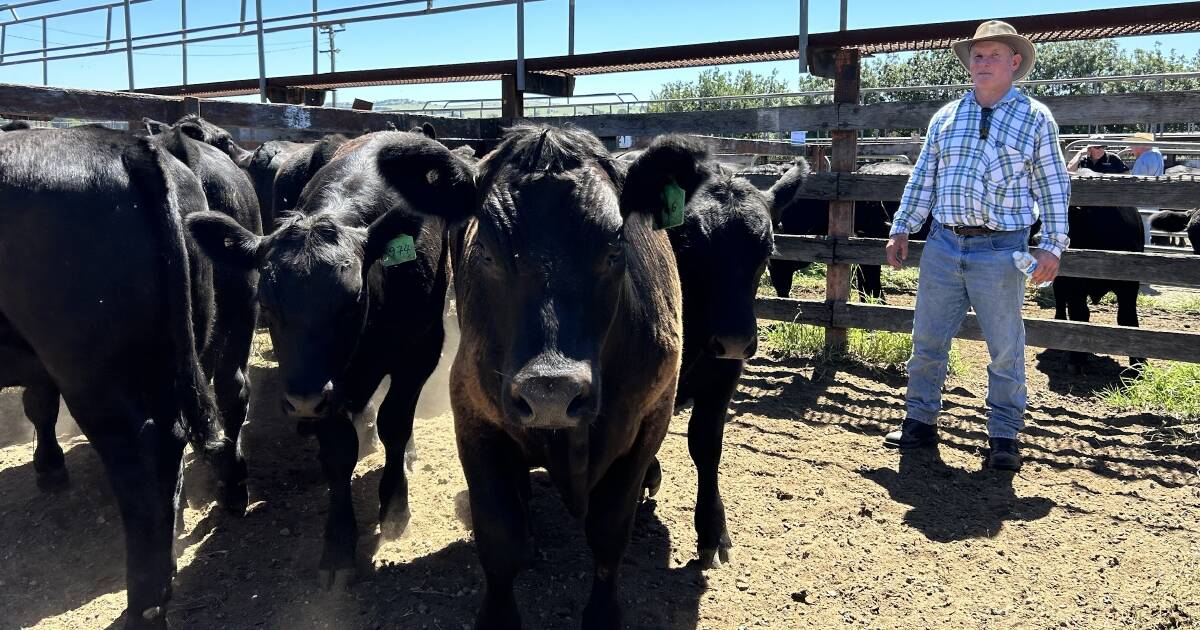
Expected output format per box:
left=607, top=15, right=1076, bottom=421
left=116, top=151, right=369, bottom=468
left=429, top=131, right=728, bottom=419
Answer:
left=966, top=85, right=1021, bottom=109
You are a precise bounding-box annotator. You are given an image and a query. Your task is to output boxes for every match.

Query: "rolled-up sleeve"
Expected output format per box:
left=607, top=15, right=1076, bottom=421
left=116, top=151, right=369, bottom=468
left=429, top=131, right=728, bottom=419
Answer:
left=890, top=118, right=939, bottom=237
left=1029, top=112, right=1071, bottom=257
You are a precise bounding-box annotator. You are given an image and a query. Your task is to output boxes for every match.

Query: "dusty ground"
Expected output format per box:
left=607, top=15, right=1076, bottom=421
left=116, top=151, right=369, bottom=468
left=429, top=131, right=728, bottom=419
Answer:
left=1, top=289, right=1197, bottom=629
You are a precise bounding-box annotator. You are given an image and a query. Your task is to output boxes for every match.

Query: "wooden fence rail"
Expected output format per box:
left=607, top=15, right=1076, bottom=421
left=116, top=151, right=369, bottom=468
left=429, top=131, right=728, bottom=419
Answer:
left=0, top=83, right=497, bottom=142
left=774, top=235, right=1200, bottom=288
left=530, top=91, right=1200, bottom=136
left=758, top=172, right=1200, bottom=209
left=754, top=296, right=1200, bottom=364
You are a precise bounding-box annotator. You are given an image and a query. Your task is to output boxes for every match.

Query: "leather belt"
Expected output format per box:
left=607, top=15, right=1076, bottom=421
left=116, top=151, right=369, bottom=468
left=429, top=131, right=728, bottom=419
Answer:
left=949, top=225, right=995, bottom=237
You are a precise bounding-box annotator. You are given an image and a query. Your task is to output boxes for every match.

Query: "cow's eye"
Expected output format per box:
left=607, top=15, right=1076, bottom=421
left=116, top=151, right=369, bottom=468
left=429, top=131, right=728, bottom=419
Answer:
left=605, top=244, right=624, bottom=269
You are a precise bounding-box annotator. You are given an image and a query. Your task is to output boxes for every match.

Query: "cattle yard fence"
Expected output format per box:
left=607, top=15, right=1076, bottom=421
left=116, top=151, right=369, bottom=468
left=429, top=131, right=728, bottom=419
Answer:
left=3, top=7, right=1200, bottom=366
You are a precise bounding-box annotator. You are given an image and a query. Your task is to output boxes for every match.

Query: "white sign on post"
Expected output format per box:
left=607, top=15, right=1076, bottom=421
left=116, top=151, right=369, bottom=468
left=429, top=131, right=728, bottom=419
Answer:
left=617, top=135, right=633, bottom=149
left=790, top=131, right=807, bottom=146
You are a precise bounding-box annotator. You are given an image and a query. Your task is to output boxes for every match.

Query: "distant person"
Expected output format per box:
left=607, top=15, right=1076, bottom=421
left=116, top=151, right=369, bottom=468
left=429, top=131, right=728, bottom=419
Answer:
left=883, top=20, right=1071, bottom=472
left=1129, top=132, right=1165, bottom=245
left=1067, top=140, right=1128, bottom=174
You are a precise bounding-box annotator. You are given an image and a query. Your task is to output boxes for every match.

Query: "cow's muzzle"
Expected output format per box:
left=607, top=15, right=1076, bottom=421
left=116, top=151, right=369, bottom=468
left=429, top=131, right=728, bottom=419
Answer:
left=282, top=381, right=334, bottom=419
left=509, top=360, right=595, bottom=429
left=709, top=332, right=758, bottom=360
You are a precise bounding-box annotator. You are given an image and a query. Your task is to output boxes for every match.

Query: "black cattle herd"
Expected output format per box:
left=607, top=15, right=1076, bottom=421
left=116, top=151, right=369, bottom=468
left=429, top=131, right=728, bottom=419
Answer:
left=0, top=117, right=1192, bottom=629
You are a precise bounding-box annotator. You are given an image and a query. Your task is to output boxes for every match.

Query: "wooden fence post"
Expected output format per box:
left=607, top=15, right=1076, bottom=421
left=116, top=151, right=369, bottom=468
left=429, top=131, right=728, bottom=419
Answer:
left=824, top=48, right=861, bottom=351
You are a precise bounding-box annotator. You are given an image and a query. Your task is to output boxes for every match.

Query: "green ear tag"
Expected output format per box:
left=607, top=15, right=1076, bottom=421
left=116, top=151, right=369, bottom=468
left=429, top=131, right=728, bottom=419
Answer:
left=381, top=234, right=417, bottom=267
left=655, top=179, right=686, bottom=230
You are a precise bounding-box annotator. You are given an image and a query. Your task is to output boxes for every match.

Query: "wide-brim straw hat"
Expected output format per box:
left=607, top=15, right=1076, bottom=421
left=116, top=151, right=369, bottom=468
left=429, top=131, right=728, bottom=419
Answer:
left=951, top=20, right=1036, bottom=81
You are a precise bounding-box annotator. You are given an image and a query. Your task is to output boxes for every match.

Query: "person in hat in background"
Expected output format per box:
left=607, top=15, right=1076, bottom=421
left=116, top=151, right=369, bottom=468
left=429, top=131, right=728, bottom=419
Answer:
left=884, top=20, right=1071, bottom=471
left=1128, top=132, right=1165, bottom=245
left=1067, top=138, right=1129, bottom=174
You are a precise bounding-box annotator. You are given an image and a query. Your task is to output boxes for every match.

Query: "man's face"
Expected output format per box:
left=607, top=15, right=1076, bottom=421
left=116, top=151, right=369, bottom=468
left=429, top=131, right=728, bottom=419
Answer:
left=1130, top=146, right=1148, bottom=157
left=1086, top=146, right=1106, bottom=161
left=969, top=40, right=1020, bottom=91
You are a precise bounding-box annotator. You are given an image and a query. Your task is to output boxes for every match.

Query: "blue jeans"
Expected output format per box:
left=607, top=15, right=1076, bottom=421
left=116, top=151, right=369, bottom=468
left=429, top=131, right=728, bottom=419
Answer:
left=905, top=220, right=1029, bottom=439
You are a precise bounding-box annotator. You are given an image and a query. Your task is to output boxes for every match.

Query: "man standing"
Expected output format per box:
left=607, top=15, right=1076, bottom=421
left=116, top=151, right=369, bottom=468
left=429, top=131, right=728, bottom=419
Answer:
left=1067, top=140, right=1129, bottom=174
left=1129, top=133, right=1165, bottom=245
left=883, top=21, right=1071, bottom=471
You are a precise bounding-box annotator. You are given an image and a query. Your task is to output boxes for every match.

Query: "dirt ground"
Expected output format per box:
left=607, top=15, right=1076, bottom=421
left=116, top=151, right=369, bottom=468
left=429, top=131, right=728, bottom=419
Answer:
left=1, top=288, right=1197, bottom=629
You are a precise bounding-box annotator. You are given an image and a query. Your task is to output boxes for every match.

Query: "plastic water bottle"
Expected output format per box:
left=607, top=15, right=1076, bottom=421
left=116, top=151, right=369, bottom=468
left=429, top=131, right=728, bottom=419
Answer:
left=1012, top=251, right=1052, bottom=288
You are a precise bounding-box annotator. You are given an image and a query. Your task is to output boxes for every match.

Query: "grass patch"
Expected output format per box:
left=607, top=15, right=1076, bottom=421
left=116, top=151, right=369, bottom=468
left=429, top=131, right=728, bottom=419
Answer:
left=1101, top=361, right=1200, bottom=421
left=761, top=321, right=964, bottom=375
left=879, top=266, right=920, bottom=293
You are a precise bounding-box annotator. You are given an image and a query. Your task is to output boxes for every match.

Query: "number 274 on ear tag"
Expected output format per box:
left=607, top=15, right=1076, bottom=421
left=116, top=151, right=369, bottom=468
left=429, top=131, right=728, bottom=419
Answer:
left=381, top=234, right=417, bottom=267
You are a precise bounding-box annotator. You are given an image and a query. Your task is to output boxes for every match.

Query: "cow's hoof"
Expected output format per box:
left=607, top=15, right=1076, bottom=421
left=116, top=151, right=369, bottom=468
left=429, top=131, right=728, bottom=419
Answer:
left=120, top=606, right=167, bottom=630
left=697, top=533, right=733, bottom=569
left=35, top=466, right=69, bottom=493
left=642, top=458, right=662, bottom=500
left=317, top=543, right=358, bottom=590
left=379, top=508, right=412, bottom=541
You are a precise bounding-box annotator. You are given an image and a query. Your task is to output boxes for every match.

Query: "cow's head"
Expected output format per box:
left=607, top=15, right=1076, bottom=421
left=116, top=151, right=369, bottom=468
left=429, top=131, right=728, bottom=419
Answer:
left=186, top=133, right=475, bottom=418
left=671, top=176, right=773, bottom=360
left=144, top=115, right=253, bottom=166
left=454, top=126, right=706, bottom=430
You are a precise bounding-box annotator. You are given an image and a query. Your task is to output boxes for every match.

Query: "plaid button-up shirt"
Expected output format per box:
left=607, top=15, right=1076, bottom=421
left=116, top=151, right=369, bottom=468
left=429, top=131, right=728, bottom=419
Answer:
left=890, top=87, right=1072, bottom=257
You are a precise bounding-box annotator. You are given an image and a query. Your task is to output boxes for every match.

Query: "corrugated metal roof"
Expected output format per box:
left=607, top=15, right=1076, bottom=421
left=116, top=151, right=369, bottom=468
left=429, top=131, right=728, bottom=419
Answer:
left=135, top=3, right=1200, bottom=98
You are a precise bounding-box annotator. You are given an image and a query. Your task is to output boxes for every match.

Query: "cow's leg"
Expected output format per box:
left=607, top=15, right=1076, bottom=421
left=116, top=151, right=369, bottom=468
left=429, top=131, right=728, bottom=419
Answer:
left=377, top=333, right=442, bottom=539
left=582, top=453, right=653, bottom=630
left=857, top=264, right=883, bottom=302
left=315, top=411, right=359, bottom=588
left=687, top=357, right=741, bottom=569
left=1114, top=281, right=1145, bottom=366
left=375, top=375, right=424, bottom=540
left=461, top=426, right=527, bottom=630
left=25, top=379, right=67, bottom=492
left=77, top=396, right=181, bottom=630
left=641, top=456, right=662, bottom=499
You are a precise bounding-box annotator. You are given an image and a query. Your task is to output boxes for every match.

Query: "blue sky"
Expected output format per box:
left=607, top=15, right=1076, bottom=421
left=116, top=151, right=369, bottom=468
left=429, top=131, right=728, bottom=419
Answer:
left=1, top=0, right=1197, bottom=106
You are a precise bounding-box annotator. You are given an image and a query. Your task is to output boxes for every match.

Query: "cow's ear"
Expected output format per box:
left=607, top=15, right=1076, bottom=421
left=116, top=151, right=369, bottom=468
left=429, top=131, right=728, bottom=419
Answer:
left=362, top=209, right=424, bottom=270
left=186, top=211, right=263, bottom=269
left=177, top=121, right=206, bottom=142
left=143, top=118, right=170, bottom=135
left=619, top=135, right=710, bottom=222
left=376, top=135, right=477, bottom=223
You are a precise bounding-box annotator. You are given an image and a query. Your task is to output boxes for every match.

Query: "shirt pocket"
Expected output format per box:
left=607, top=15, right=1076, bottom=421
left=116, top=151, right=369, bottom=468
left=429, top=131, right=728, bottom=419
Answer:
left=987, top=143, right=1030, bottom=183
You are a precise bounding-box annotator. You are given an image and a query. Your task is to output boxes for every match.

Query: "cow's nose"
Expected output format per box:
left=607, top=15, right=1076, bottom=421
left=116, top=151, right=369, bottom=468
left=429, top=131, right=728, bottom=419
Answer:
left=282, top=382, right=333, bottom=418
left=510, top=368, right=593, bottom=429
left=710, top=333, right=758, bottom=360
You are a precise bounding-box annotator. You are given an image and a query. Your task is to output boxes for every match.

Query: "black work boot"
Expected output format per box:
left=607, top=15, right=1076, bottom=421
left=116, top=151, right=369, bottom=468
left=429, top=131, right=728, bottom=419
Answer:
left=987, top=438, right=1021, bottom=471
left=883, top=418, right=939, bottom=449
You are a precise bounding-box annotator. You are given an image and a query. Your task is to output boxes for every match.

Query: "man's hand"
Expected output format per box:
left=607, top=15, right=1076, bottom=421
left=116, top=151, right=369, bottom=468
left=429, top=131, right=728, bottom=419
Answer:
left=885, top=233, right=909, bottom=270
left=1030, top=248, right=1059, bottom=284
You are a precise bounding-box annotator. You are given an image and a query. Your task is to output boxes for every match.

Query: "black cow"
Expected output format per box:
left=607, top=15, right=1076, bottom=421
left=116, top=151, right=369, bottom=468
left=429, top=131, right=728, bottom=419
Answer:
left=1052, top=192, right=1145, bottom=372
left=0, top=126, right=245, bottom=629
left=661, top=163, right=775, bottom=569
left=767, top=159, right=899, bottom=301
left=144, top=115, right=252, bottom=165
left=1150, top=207, right=1200, bottom=254
left=187, top=131, right=473, bottom=586
left=1149, top=166, right=1200, bottom=255
left=271, top=133, right=350, bottom=221
left=241, top=139, right=308, bottom=229
left=447, top=126, right=705, bottom=629
left=1, top=120, right=32, bottom=131
left=145, top=117, right=264, bottom=467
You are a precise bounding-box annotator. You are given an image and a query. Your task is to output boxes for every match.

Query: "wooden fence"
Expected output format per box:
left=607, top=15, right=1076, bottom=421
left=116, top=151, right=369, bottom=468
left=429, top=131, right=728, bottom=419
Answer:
left=2, top=78, right=1198, bottom=364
